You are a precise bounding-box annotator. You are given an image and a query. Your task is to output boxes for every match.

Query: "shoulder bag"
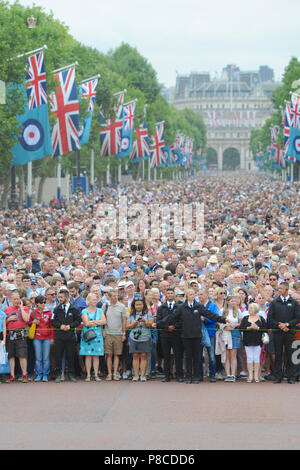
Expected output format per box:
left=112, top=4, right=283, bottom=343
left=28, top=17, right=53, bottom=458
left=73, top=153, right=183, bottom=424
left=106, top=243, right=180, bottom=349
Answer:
left=83, top=311, right=98, bottom=343
left=28, top=310, right=37, bottom=340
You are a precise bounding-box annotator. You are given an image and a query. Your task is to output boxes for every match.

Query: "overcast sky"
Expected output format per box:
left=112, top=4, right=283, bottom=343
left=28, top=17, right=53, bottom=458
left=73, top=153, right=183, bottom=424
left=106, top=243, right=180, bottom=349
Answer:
left=9, top=0, right=300, bottom=87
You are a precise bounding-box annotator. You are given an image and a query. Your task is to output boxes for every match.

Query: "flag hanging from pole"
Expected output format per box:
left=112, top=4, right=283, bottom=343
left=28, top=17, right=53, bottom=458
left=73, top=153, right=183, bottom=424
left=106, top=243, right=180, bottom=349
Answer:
left=150, top=122, right=165, bottom=168
left=78, top=78, right=99, bottom=146
left=100, top=118, right=123, bottom=157
left=130, top=122, right=150, bottom=162
left=116, top=101, right=136, bottom=158
left=11, top=84, right=52, bottom=166
left=25, top=50, right=47, bottom=110
left=50, top=66, right=80, bottom=158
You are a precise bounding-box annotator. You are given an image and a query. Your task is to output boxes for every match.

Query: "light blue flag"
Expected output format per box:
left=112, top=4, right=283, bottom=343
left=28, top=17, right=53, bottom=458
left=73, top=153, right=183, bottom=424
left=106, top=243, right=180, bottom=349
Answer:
left=79, top=109, right=93, bottom=146
left=78, top=79, right=99, bottom=146
left=160, top=145, right=171, bottom=167
left=115, top=104, right=135, bottom=158
left=286, top=126, right=300, bottom=162
left=11, top=85, right=52, bottom=166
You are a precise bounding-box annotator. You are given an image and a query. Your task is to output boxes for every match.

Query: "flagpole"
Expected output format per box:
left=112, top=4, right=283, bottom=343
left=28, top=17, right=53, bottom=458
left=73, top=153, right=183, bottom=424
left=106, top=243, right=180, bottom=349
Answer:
left=291, top=162, right=294, bottom=182
left=106, top=163, right=110, bottom=185
left=57, top=157, right=62, bottom=201
left=80, top=74, right=101, bottom=85
left=10, top=165, right=18, bottom=210
left=9, top=45, right=48, bottom=61
left=90, top=148, right=95, bottom=191
left=76, top=149, right=81, bottom=193
left=118, top=162, right=122, bottom=184
left=123, top=98, right=138, bottom=107
left=113, top=89, right=127, bottom=96
left=27, top=161, right=32, bottom=208
left=52, top=62, right=79, bottom=74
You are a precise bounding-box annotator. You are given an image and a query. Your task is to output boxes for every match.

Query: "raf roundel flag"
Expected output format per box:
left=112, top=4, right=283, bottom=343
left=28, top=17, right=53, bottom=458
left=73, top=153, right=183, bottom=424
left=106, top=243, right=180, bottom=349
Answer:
left=11, top=85, right=52, bottom=166
left=286, top=127, right=300, bottom=162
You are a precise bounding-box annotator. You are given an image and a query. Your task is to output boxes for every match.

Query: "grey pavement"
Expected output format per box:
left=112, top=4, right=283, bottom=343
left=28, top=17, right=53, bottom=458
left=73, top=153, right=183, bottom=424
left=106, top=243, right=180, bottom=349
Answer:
left=0, top=379, right=300, bottom=450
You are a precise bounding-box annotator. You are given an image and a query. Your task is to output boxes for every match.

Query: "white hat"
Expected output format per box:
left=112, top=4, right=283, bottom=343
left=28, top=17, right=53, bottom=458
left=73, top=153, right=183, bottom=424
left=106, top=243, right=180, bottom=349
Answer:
left=6, top=284, right=17, bottom=291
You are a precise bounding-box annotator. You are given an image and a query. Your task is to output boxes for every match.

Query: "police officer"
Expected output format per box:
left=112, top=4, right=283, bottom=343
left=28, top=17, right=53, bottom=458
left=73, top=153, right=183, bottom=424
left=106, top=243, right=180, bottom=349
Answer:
left=267, top=282, right=300, bottom=384
left=157, top=288, right=184, bottom=382
left=171, top=288, right=228, bottom=384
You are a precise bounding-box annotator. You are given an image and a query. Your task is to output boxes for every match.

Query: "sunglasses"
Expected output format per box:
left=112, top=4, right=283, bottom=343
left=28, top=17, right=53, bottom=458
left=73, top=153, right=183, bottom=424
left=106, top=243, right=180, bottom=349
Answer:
left=39, top=301, right=46, bottom=304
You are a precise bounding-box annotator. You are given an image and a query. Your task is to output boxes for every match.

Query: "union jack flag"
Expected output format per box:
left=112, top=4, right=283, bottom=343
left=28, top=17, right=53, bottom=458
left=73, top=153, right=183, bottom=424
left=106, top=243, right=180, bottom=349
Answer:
left=100, top=118, right=123, bottom=157
left=270, top=125, right=279, bottom=143
left=50, top=66, right=80, bottom=158
left=114, top=90, right=126, bottom=119
left=283, top=102, right=295, bottom=161
left=130, top=123, right=150, bottom=162
left=25, top=51, right=47, bottom=109
left=150, top=122, right=165, bottom=168
left=80, top=78, right=98, bottom=112
left=99, top=106, right=107, bottom=125
left=290, top=93, right=300, bottom=129
left=123, top=101, right=136, bottom=131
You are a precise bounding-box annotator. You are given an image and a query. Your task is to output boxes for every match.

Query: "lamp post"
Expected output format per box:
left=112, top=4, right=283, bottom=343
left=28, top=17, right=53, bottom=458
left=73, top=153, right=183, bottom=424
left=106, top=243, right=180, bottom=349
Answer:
left=10, top=166, right=19, bottom=210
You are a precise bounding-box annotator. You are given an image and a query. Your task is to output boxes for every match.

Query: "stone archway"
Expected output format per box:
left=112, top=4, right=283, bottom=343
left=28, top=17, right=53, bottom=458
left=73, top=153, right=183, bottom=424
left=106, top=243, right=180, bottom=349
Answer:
left=223, top=147, right=240, bottom=170
left=206, top=147, right=218, bottom=169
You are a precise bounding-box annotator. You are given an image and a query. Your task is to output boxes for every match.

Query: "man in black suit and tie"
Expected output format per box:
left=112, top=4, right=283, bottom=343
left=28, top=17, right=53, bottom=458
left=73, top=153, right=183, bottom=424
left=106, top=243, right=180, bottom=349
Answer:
left=51, top=289, right=81, bottom=383
left=156, top=288, right=184, bottom=382
left=267, top=282, right=300, bottom=384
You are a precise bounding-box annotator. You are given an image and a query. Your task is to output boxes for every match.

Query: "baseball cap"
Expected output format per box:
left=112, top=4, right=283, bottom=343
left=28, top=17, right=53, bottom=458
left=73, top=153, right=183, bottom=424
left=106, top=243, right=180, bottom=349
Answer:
left=175, top=289, right=185, bottom=295
left=6, top=284, right=17, bottom=291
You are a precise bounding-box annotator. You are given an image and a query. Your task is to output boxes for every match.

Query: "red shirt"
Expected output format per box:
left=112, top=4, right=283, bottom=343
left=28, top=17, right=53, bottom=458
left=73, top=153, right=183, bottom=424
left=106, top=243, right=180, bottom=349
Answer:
left=29, top=308, right=54, bottom=340
left=4, top=305, right=29, bottom=331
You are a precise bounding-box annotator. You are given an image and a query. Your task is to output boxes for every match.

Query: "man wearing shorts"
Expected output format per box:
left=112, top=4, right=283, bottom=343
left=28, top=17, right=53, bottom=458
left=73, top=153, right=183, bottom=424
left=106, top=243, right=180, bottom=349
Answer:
left=104, top=289, right=126, bottom=381
left=4, top=292, right=30, bottom=382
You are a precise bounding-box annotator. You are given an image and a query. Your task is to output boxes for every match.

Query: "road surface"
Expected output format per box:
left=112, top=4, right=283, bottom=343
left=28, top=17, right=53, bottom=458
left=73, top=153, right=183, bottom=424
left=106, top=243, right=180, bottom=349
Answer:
left=1, top=378, right=299, bottom=450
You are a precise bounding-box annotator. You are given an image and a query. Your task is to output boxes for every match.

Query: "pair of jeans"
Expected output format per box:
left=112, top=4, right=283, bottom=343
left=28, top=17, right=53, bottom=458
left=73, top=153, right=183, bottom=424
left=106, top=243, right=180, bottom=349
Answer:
left=199, top=335, right=216, bottom=377
left=33, top=339, right=51, bottom=377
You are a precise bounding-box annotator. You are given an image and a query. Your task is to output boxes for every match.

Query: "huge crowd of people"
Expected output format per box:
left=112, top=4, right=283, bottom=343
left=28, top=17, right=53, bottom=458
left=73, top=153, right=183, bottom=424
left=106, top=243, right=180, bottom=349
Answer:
left=0, top=172, right=300, bottom=385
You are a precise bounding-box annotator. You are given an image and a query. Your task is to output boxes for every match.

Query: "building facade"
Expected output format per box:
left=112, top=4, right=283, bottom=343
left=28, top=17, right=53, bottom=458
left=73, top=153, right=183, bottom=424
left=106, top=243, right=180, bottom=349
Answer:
left=170, top=65, right=281, bottom=170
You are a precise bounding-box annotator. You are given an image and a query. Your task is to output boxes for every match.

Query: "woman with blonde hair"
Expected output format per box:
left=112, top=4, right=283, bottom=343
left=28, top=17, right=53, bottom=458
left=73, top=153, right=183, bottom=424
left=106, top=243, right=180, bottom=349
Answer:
left=79, top=293, right=106, bottom=382
left=214, top=287, right=226, bottom=313
left=239, top=303, right=266, bottom=383
left=175, top=264, right=185, bottom=279
left=223, top=296, right=243, bottom=382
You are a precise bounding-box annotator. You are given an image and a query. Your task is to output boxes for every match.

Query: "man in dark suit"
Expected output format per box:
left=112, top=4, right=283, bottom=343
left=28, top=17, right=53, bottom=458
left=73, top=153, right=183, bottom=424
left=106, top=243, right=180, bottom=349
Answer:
left=267, top=282, right=300, bottom=384
left=51, top=289, right=81, bottom=383
left=171, top=288, right=228, bottom=384
left=156, top=288, right=184, bottom=383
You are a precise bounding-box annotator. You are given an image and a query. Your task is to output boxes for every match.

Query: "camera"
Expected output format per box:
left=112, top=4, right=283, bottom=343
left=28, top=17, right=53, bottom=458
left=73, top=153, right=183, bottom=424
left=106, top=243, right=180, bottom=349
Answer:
left=133, top=329, right=142, bottom=340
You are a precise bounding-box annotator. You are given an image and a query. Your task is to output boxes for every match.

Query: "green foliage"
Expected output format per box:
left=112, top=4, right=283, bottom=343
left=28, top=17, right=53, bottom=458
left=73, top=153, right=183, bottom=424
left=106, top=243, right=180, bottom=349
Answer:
left=250, top=57, right=300, bottom=163
left=0, top=0, right=207, bottom=187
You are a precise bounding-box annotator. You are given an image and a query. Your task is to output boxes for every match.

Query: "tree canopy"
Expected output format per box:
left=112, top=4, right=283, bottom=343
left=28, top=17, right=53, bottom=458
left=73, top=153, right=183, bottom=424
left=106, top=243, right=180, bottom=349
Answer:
left=0, top=0, right=206, bottom=202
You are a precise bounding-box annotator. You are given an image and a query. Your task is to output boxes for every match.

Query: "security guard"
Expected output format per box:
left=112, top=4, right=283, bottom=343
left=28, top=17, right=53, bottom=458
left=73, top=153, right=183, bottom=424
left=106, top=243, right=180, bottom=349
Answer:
left=156, top=288, right=184, bottom=382
left=171, top=288, right=228, bottom=384
left=267, top=282, right=300, bottom=384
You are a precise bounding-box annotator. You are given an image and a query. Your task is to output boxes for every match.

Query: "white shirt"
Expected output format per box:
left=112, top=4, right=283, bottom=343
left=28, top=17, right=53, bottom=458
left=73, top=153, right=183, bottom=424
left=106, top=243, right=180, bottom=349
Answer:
left=226, top=308, right=243, bottom=324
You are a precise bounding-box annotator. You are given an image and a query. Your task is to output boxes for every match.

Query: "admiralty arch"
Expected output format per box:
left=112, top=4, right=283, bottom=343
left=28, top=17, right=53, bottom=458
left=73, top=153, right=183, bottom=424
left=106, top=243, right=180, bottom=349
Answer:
left=169, top=65, right=281, bottom=170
